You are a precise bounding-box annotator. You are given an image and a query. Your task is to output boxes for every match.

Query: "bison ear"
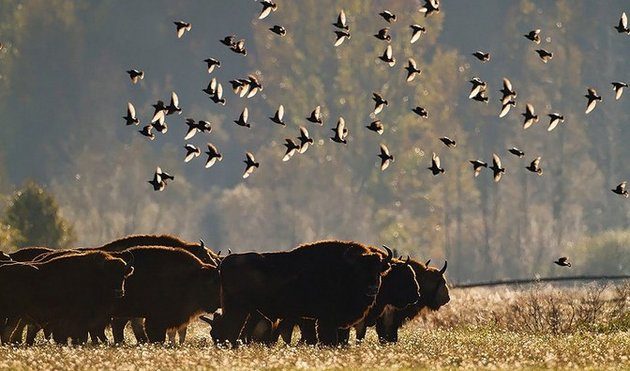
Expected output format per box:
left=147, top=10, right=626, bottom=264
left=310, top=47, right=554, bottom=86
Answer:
left=425, top=259, right=431, bottom=267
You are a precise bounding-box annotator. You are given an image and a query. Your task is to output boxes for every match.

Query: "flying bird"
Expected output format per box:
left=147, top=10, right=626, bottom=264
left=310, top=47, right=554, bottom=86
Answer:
left=139, top=125, right=155, bottom=141
left=246, top=75, right=263, bottom=98
left=535, top=49, right=553, bottom=63
left=419, top=0, right=440, bottom=17
left=230, top=79, right=250, bottom=98
left=405, top=58, right=422, bottom=82
left=334, top=29, right=351, bottom=47
left=508, top=147, right=525, bottom=158
left=184, top=144, right=201, bottom=163
left=269, top=104, right=286, bottom=126
left=500, top=78, right=517, bottom=104
left=126, top=69, right=144, bottom=84
left=612, top=182, right=628, bottom=198
left=148, top=167, right=173, bottom=192
left=205, top=143, right=223, bottom=169
left=184, top=118, right=199, bottom=140
left=372, top=92, right=388, bottom=115
left=614, top=11, right=629, bottom=34
left=297, top=126, right=314, bottom=153
left=210, top=82, right=226, bottom=105
left=374, top=28, right=392, bottom=42
left=522, top=103, right=539, bottom=129
left=123, top=102, right=139, bottom=126
left=412, top=106, right=429, bottom=118
left=333, top=9, right=348, bottom=30
left=499, top=100, right=516, bottom=118
left=611, top=82, right=628, bottom=100
left=584, top=88, right=602, bottom=114
left=174, top=21, right=191, bottom=38
left=204, top=58, right=221, bottom=74
left=469, top=77, right=487, bottom=99
left=553, top=257, right=571, bottom=267
left=379, top=10, right=397, bottom=23
left=366, top=120, right=384, bottom=135
left=151, top=100, right=167, bottom=123
left=410, top=25, right=427, bottom=43
left=230, top=39, right=247, bottom=56
left=472, top=51, right=491, bottom=63
left=378, top=144, right=394, bottom=171
left=243, top=152, right=260, bottom=179
left=165, top=91, right=181, bottom=115
left=330, top=117, right=348, bottom=144
left=234, top=107, right=250, bottom=128
left=269, top=25, right=287, bottom=36
left=151, top=113, right=168, bottom=134
left=524, top=29, right=541, bottom=44
left=220, top=35, right=236, bottom=47
left=428, top=152, right=444, bottom=175
left=469, top=160, right=488, bottom=177
left=306, top=105, right=323, bottom=125
left=490, top=153, right=505, bottom=182
left=378, top=44, right=396, bottom=67
left=258, top=0, right=278, bottom=20
left=525, top=157, right=543, bottom=175
left=439, top=137, right=456, bottom=148
left=471, top=91, right=489, bottom=103
left=547, top=113, right=564, bottom=132
left=282, top=139, right=300, bottom=162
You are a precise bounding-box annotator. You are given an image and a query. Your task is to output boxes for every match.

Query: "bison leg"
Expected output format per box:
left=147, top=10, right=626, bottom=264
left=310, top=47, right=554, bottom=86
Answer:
left=215, top=310, right=249, bottom=347
left=297, top=319, right=317, bottom=345
left=316, top=321, right=339, bottom=346
left=375, top=316, right=398, bottom=343
left=1, top=318, right=20, bottom=344
left=130, top=318, right=148, bottom=344
left=337, top=327, right=350, bottom=346
left=178, top=327, right=187, bottom=344
left=9, top=319, right=26, bottom=344
left=354, top=321, right=367, bottom=342
left=275, top=319, right=294, bottom=345
left=144, top=318, right=167, bottom=344
left=25, top=324, right=42, bottom=345
left=111, top=318, right=128, bottom=344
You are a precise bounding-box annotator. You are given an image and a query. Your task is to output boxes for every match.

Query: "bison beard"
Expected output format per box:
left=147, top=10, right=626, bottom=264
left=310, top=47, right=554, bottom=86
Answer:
left=211, top=240, right=392, bottom=347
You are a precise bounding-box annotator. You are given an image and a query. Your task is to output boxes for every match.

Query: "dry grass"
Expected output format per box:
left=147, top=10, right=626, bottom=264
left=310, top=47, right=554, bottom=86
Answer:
left=0, top=284, right=628, bottom=370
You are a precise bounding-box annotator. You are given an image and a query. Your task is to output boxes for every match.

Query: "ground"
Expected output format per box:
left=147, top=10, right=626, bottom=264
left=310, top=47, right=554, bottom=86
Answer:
left=0, top=285, right=628, bottom=370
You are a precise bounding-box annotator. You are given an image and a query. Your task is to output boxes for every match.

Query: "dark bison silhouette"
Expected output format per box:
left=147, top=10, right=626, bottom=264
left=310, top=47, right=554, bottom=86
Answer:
left=211, top=240, right=393, bottom=346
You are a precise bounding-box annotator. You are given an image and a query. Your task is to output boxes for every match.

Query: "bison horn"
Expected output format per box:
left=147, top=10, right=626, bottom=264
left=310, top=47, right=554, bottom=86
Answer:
left=381, top=245, right=393, bottom=262
left=199, top=315, right=213, bottom=326
left=440, top=260, right=448, bottom=274
left=199, top=239, right=205, bottom=248
left=228, top=248, right=232, bottom=255
left=405, top=255, right=411, bottom=264
left=425, top=259, right=431, bottom=267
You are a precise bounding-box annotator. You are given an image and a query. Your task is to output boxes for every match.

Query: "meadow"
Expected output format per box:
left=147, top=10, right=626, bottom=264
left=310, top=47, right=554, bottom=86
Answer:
left=0, top=283, right=627, bottom=370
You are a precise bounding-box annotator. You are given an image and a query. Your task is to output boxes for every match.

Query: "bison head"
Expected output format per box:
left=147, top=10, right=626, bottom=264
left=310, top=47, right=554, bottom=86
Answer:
left=413, top=260, right=450, bottom=310
left=345, top=245, right=393, bottom=297
left=195, top=264, right=221, bottom=312
left=102, top=257, right=134, bottom=299
left=380, top=256, right=420, bottom=309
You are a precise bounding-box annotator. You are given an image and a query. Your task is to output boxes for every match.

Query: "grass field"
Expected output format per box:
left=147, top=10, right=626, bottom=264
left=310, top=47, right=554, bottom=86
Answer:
left=0, top=284, right=628, bottom=370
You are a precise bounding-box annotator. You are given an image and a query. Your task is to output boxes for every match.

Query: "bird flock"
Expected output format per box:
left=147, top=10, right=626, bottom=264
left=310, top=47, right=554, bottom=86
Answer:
left=120, top=2, right=629, bottom=266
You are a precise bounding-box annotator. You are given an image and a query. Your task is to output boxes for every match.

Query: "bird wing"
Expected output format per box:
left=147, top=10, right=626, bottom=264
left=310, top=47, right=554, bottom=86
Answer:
left=171, top=91, right=179, bottom=107
left=469, top=85, right=482, bottom=99
left=432, top=152, right=440, bottom=168
left=184, top=127, right=197, bottom=140
left=338, top=10, right=347, bottom=28
left=216, top=83, right=223, bottom=99
left=410, top=29, right=422, bottom=44
left=246, top=152, right=256, bottom=163
left=300, top=126, right=310, bottom=139
left=151, top=109, right=165, bottom=124
left=380, top=143, right=390, bottom=157
left=621, top=12, right=628, bottom=29
left=127, top=102, right=136, bottom=118
left=526, top=103, right=535, bottom=116
left=210, top=78, right=218, bottom=92
left=585, top=98, right=597, bottom=114
left=336, top=117, right=346, bottom=136
left=493, top=153, right=502, bottom=169
left=615, top=85, right=624, bottom=100
left=408, top=58, right=417, bottom=70
left=277, top=104, right=284, bottom=121
left=548, top=117, right=560, bottom=132
left=314, top=105, right=321, bottom=120
left=587, top=88, right=597, bottom=96
left=503, top=77, right=513, bottom=92
left=334, top=32, right=347, bottom=47
left=241, top=107, right=249, bottom=123
left=385, top=45, right=393, bottom=60
left=205, top=157, right=217, bottom=169
left=532, top=157, right=541, bottom=168
left=259, top=4, right=273, bottom=20
left=499, top=102, right=511, bottom=118
left=177, top=26, right=186, bottom=38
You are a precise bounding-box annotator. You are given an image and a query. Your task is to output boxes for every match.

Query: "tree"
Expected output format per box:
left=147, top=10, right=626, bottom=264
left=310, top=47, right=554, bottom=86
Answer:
left=3, top=181, right=75, bottom=248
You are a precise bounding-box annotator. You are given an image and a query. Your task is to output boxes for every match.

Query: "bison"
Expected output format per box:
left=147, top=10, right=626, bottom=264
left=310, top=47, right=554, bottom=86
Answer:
left=211, top=240, right=392, bottom=347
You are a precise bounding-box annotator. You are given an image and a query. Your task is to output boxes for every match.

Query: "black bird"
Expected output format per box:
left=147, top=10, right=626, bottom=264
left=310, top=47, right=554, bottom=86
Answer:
left=333, top=9, right=348, bottom=30
left=612, top=182, right=629, bottom=198
left=378, top=144, right=394, bottom=171
left=535, top=49, right=553, bottom=63
left=184, top=144, right=201, bottom=163
left=469, top=77, right=487, bottom=99
left=184, top=118, right=199, bottom=140
left=500, top=77, right=517, bottom=104
left=243, top=152, right=260, bottom=179
left=148, top=171, right=165, bottom=192
left=524, top=29, right=541, bottom=44
left=471, top=91, right=489, bottom=103
left=472, top=50, right=490, bottom=63
left=508, top=147, right=525, bottom=158
left=151, top=100, right=167, bottom=123
left=123, top=102, right=139, bottom=126
left=160, top=169, right=174, bottom=182
left=174, top=21, right=191, bottom=38
left=526, top=157, right=543, bottom=175
left=209, top=82, right=226, bottom=106
left=585, top=88, right=602, bottom=114
left=378, top=44, right=396, bottom=67
left=405, top=58, right=422, bottom=82
left=374, top=27, right=391, bottom=42
left=197, top=120, right=212, bottom=133
left=258, top=0, right=278, bottom=20
left=419, top=0, right=440, bottom=17
left=439, top=137, right=456, bottom=148
left=203, top=78, right=218, bottom=96
left=499, top=100, right=516, bottom=118
left=366, top=120, right=384, bottom=135
left=126, top=69, right=144, bottom=84
left=282, top=139, right=300, bottom=162
left=379, top=10, right=397, bottom=23
left=297, top=126, right=314, bottom=154
left=469, top=160, right=488, bottom=178
left=334, top=29, right=351, bottom=47
left=230, top=39, right=247, bottom=55
left=410, top=24, right=426, bottom=44
left=230, top=78, right=250, bottom=98
left=220, top=35, right=236, bottom=47
left=204, top=58, right=221, bottom=74
left=205, top=143, right=223, bottom=169
left=306, top=105, right=323, bottom=125
left=412, top=106, right=428, bottom=118
left=245, top=75, right=263, bottom=98
left=372, top=92, right=388, bottom=115
left=151, top=114, right=168, bottom=134
left=428, top=152, right=444, bottom=175
left=330, top=117, right=348, bottom=144
left=165, top=91, right=181, bottom=116
left=522, top=103, right=539, bottom=129
left=614, top=12, right=629, bottom=34
left=269, top=104, right=286, bottom=126
left=547, top=113, right=564, bottom=132
left=269, top=25, right=286, bottom=36
left=612, top=81, right=628, bottom=100
left=490, top=153, right=505, bottom=182
left=139, top=125, right=155, bottom=141
left=554, top=257, right=571, bottom=267
left=234, top=107, right=250, bottom=128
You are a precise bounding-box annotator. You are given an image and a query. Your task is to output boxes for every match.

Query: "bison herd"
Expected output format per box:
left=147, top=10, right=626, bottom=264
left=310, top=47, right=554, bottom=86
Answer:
left=0, top=235, right=449, bottom=347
